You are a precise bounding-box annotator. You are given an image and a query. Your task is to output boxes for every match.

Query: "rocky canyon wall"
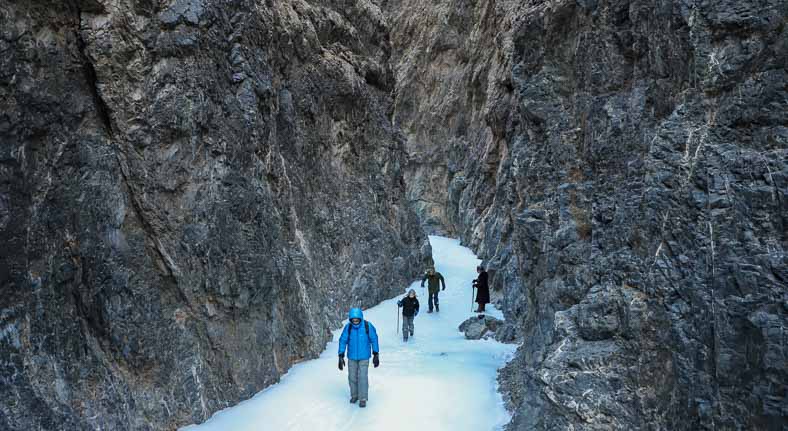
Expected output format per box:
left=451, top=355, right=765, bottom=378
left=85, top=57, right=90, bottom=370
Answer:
left=0, top=0, right=428, bottom=429
left=2, top=0, right=786, bottom=429
left=388, top=0, right=786, bottom=429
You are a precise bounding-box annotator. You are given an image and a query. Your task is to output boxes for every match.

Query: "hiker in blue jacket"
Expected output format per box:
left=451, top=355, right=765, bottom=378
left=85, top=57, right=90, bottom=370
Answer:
left=337, top=307, right=380, bottom=408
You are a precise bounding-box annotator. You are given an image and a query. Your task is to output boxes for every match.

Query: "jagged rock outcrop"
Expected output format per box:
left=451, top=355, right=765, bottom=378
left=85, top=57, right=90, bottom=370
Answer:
left=388, top=0, right=787, bottom=429
left=459, top=315, right=508, bottom=341
left=0, top=0, right=428, bottom=429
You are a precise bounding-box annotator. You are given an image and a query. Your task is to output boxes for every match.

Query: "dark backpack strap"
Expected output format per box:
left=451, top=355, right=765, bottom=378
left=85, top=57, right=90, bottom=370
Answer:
left=348, top=321, right=370, bottom=336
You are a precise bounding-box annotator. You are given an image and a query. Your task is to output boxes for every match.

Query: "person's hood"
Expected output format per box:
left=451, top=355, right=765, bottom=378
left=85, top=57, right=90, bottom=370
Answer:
left=408, top=289, right=416, bottom=297
left=348, top=307, right=363, bottom=324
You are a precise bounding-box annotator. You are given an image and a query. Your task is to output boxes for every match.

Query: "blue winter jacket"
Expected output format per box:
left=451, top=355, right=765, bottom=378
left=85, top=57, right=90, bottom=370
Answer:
left=338, top=308, right=380, bottom=360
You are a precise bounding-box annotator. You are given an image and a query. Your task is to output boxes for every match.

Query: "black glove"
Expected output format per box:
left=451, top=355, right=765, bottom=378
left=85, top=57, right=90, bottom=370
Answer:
left=338, top=354, right=345, bottom=371
left=442, top=286, right=446, bottom=291
left=372, top=352, right=379, bottom=368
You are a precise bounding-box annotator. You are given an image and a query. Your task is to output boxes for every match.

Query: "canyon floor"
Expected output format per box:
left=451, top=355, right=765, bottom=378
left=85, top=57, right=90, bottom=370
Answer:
left=182, top=236, right=516, bottom=431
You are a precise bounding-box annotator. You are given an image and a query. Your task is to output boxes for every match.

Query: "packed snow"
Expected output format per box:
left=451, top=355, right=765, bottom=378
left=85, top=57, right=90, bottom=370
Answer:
left=182, top=236, right=517, bottom=431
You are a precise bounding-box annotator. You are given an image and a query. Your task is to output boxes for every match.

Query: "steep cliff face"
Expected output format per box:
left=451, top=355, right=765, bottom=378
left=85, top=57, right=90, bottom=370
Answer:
left=389, top=0, right=787, bottom=429
left=2, top=0, right=786, bottom=429
left=0, top=0, right=428, bottom=429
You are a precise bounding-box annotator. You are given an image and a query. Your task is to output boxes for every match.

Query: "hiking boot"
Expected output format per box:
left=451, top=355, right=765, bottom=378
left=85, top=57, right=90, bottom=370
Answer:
left=359, top=400, right=367, bottom=408
left=350, top=397, right=358, bottom=404
left=410, top=331, right=414, bottom=336
left=427, top=309, right=433, bottom=313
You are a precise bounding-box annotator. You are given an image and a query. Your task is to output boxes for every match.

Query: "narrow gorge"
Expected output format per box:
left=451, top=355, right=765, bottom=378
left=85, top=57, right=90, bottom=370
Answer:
left=1, top=0, right=786, bottom=430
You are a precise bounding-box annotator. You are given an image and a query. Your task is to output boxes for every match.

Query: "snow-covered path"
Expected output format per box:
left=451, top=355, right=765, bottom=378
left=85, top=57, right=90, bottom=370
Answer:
left=182, top=236, right=516, bottom=431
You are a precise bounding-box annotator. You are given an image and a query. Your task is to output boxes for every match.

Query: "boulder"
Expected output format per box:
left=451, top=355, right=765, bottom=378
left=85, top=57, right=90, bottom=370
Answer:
left=459, top=315, right=503, bottom=340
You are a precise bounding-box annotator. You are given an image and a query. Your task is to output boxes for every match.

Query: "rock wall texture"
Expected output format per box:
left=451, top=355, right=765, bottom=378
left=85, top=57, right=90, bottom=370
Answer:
left=388, top=0, right=787, bottom=429
left=2, top=0, right=787, bottom=430
left=0, top=0, right=428, bottom=429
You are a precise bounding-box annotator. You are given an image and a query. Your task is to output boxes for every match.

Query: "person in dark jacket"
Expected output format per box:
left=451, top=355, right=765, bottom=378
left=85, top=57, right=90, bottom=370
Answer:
left=421, top=267, right=446, bottom=313
left=473, top=265, right=490, bottom=313
left=338, top=308, right=380, bottom=408
left=397, top=289, right=419, bottom=341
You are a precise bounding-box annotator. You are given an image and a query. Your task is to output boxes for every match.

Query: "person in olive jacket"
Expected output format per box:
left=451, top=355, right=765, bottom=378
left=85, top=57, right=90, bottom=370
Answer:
left=397, top=289, right=419, bottom=341
left=421, top=267, right=446, bottom=312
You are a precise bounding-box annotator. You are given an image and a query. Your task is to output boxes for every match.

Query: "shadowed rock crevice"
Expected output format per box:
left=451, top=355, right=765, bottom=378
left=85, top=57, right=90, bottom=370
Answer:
left=71, top=3, right=114, bottom=139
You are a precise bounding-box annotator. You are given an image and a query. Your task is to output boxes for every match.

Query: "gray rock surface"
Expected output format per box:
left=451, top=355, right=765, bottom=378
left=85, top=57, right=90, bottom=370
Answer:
left=388, top=0, right=787, bottom=429
left=0, top=1, right=427, bottom=429
left=2, top=0, right=786, bottom=430
left=459, top=315, right=504, bottom=340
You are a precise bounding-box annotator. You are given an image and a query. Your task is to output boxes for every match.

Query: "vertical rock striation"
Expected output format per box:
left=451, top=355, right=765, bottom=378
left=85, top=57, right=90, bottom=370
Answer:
left=388, top=0, right=787, bottom=429
left=0, top=0, right=428, bottom=429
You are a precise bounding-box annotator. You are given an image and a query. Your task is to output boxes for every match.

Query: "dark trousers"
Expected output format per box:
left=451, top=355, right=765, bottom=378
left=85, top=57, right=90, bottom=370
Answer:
left=428, top=291, right=439, bottom=311
left=402, top=315, right=415, bottom=340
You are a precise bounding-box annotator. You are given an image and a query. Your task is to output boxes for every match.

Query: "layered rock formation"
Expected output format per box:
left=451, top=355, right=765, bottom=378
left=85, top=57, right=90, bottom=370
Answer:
left=0, top=0, right=428, bottom=429
left=388, top=0, right=787, bottom=429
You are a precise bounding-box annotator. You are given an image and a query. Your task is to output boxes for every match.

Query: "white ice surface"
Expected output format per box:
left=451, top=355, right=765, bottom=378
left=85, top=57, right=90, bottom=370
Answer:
left=182, top=236, right=517, bottom=431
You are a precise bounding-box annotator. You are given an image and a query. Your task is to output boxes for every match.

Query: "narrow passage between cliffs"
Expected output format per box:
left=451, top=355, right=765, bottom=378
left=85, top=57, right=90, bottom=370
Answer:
left=182, top=236, right=516, bottom=431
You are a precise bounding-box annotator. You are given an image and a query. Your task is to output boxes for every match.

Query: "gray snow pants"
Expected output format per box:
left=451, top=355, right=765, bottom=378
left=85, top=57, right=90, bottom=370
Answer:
left=348, top=359, right=369, bottom=401
left=402, top=315, right=415, bottom=340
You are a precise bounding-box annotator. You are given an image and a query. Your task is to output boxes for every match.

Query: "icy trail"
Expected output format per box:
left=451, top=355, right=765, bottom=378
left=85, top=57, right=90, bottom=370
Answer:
left=182, top=236, right=516, bottom=431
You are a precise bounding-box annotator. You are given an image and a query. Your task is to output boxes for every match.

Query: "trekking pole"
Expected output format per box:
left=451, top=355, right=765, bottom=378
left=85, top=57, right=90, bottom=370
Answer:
left=396, top=306, right=400, bottom=335
left=471, top=286, right=475, bottom=312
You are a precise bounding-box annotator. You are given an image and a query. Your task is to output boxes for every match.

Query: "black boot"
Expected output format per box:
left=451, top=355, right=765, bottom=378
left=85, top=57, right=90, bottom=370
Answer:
left=359, top=400, right=367, bottom=408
